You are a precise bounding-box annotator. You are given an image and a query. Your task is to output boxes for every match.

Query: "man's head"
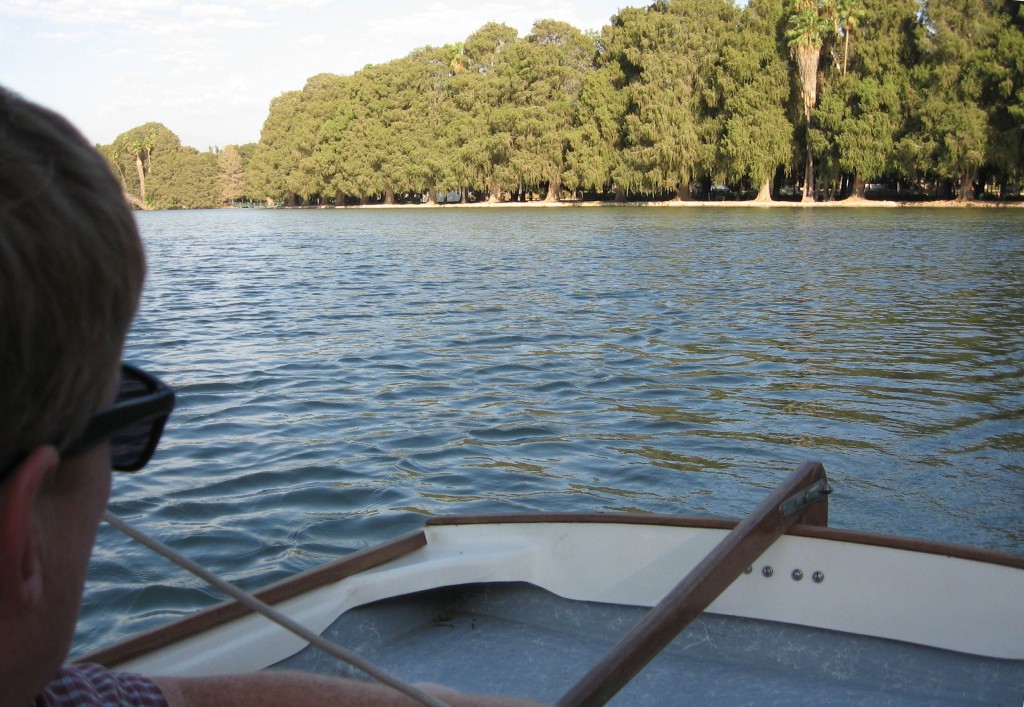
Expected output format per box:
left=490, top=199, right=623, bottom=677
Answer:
left=0, top=86, right=146, bottom=706
left=0, top=86, right=145, bottom=475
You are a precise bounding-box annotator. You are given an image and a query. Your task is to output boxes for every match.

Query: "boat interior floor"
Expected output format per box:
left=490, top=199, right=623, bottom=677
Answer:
left=272, top=582, right=1024, bottom=705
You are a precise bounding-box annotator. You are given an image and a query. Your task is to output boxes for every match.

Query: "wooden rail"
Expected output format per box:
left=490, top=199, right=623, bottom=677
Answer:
left=557, top=461, right=829, bottom=707
left=78, top=529, right=427, bottom=668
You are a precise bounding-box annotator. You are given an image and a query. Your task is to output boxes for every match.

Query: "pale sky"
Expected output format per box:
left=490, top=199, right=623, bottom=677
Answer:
left=1, top=1, right=634, bottom=151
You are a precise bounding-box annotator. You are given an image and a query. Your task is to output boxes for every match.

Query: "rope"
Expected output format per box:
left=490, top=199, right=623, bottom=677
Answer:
left=103, top=510, right=449, bottom=707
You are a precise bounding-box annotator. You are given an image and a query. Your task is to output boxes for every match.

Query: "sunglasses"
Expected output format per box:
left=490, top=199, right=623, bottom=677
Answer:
left=62, top=364, right=175, bottom=471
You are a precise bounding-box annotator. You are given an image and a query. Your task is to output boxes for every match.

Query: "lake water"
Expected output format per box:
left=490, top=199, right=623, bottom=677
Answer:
left=75, top=206, right=1024, bottom=655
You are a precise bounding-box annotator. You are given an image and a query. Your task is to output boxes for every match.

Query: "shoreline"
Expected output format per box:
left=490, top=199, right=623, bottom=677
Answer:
left=300, top=198, right=1024, bottom=210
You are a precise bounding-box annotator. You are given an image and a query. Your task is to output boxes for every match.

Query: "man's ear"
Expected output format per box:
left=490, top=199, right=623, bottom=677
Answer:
left=0, top=445, right=59, bottom=609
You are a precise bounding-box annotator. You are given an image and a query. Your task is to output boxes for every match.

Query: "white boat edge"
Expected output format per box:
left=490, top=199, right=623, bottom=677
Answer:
left=82, top=513, right=1024, bottom=677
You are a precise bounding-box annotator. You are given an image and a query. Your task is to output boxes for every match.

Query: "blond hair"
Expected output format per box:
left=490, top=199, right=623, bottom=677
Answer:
left=0, top=87, right=145, bottom=475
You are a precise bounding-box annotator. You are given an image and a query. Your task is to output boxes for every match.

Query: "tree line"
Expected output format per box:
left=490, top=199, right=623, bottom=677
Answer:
left=102, top=0, right=1023, bottom=208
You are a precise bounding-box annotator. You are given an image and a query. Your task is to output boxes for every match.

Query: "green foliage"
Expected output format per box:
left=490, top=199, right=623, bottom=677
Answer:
left=451, top=23, right=521, bottom=201
left=101, top=123, right=220, bottom=209
left=813, top=0, right=915, bottom=194
left=983, top=0, right=1024, bottom=182
left=899, top=0, right=1016, bottom=197
left=246, top=83, right=333, bottom=205
left=147, top=148, right=219, bottom=209
left=105, top=4, right=1023, bottom=208
left=567, top=59, right=629, bottom=196
left=509, top=20, right=596, bottom=200
left=602, top=0, right=740, bottom=198
left=717, top=0, right=795, bottom=195
left=218, top=145, right=246, bottom=205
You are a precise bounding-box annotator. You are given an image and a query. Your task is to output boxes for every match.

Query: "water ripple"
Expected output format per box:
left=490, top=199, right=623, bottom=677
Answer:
left=74, top=207, right=1024, bottom=655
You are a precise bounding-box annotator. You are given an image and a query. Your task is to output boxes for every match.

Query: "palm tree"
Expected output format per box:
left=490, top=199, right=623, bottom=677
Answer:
left=836, top=0, right=866, bottom=76
left=446, top=42, right=467, bottom=75
left=144, top=131, right=157, bottom=175
left=122, top=137, right=147, bottom=206
left=787, top=0, right=831, bottom=200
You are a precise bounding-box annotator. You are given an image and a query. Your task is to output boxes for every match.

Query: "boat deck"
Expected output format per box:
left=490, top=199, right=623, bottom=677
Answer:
left=273, top=582, right=1024, bottom=705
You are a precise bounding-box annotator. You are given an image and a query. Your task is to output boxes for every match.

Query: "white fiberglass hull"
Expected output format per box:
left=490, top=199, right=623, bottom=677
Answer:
left=87, top=514, right=1023, bottom=684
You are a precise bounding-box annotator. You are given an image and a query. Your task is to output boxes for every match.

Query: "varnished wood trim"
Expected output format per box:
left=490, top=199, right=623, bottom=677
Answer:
left=426, top=513, right=741, bottom=530
left=78, top=529, right=427, bottom=668
left=556, top=461, right=827, bottom=706
left=427, top=514, right=1024, bottom=569
left=81, top=507, right=1022, bottom=669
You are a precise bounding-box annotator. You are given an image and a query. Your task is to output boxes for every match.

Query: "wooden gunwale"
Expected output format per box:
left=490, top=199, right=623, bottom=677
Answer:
left=427, top=513, right=1024, bottom=569
left=79, top=529, right=427, bottom=669
left=80, top=512, right=1023, bottom=670
left=556, top=460, right=828, bottom=706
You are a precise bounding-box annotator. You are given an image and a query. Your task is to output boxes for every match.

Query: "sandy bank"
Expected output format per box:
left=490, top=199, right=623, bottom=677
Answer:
left=316, top=197, right=1022, bottom=210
